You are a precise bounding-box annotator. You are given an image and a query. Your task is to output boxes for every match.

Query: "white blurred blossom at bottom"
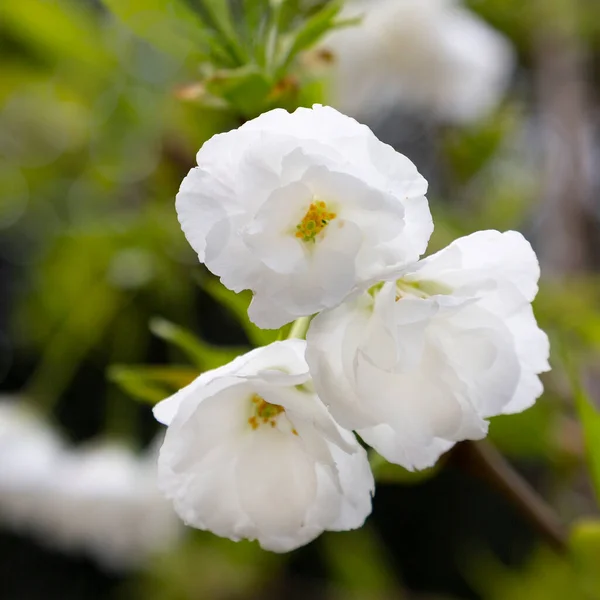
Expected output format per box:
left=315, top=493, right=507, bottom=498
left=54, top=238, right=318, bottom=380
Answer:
left=0, top=398, right=182, bottom=570
left=153, top=340, right=374, bottom=552
left=41, top=439, right=182, bottom=570
left=0, top=399, right=63, bottom=527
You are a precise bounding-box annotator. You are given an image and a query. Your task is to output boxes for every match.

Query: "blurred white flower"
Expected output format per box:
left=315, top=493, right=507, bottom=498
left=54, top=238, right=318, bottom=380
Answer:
left=323, top=0, right=515, bottom=124
left=0, top=398, right=182, bottom=570
left=306, top=231, right=550, bottom=470
left=153, top=340, right=374, bottom=552
left=0, top=399, right=63, bottom=527
left=177, top=104, right=432, bottom=328
left=43, top=440, right=182, bottom=570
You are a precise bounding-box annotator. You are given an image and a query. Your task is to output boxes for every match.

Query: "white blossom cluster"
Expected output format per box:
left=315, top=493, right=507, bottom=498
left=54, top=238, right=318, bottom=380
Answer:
left=322, top=0, right=515, bottom=124
left=159, top=104, right=550, bottom=552
left=0, top=399, right=182, bottom=570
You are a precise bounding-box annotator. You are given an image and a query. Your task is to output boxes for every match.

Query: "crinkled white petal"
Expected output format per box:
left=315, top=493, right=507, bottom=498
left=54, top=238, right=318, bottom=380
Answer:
left=307, top=231, right=549, bottom=470
left=405, top=230, right=540, bottom=304
left=176, top=104, right=432, bottom=328
left=358, top=423, right=456, bottom=471
left=155, top=341, right=373, bottom=552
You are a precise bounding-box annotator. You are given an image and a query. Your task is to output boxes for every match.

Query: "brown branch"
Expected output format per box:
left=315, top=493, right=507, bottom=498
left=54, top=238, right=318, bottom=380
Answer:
left=451, top=440, right=568, bottom=553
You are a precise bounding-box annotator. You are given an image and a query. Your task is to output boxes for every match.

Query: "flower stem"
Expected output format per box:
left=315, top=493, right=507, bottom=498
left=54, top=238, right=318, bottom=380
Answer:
left=451, top=440, right=568, bottom=553
left=287, top=316, right=311, bottom=340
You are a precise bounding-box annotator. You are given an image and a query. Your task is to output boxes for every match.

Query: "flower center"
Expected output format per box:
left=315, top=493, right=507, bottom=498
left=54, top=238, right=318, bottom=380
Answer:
left=295, top=200, right=337, bottom=243
left=247, top=394, right=298, bottom=436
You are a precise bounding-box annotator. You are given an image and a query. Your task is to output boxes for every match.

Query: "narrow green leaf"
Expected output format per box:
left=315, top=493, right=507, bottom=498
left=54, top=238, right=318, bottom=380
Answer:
left=201, top=280, right=279, bottom=347
left=239, top=0, right=273, bottom=65
left=570, top=519, right=600, bottom=595
left=276, top=0, right=345, bottom=74
left=566, top=361, right=600, bottom=505
left=180, top=0, right=248, bottom=66
left=150, top=317, right=247, bottom=370
left=108, top=364, right=199, bottom=404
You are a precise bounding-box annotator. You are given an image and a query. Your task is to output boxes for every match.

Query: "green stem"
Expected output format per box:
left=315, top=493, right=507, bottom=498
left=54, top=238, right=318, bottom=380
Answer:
left=287, top=316, right=311, bottom=340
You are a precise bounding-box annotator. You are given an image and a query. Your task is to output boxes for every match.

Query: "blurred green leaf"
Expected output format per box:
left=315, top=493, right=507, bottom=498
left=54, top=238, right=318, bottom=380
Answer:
left=205, top=66, right=273, bottom=116
left=1, top=0, right=110, bottom=68
left=443, top=105, right=518, bottom=184
left=201, top=279, right=279, bottom=347
left=236, top=0, right=273, bottom=65
left=108, top=364, right=198, bottom=404
left=180, top=0, right=249, bottom=66
left=322, top=527, right=402, bottom=599
left=369, top=451, right=440, bottom=485
left=100, top=0, right=206, bottom=61
left=276, top=0, right=346, bottom=75
left=536, top=279, right=600, bottom=352
left=570, top=519, right=600, bottom=596
left=469, top=546, right=588, bottom=600
left=150, top=317, right=247, bottom=370
left=134, top=531, right=284, bottom=599
left=566, top=362, right=600, bottom=506
left=488, top=400, right=557, bottom=459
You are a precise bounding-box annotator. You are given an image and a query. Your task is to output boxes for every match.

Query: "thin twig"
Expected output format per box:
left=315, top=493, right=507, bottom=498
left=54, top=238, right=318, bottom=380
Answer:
left=451, top=440, right=568, bottom=553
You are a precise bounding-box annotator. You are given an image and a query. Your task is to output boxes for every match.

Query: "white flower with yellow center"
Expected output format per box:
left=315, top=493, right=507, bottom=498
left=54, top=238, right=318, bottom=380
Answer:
left=306, top=231, right=550, bottom=470
left=176, top=104, right=432, bottom=329
left=153, top=340, right=374, bottom=552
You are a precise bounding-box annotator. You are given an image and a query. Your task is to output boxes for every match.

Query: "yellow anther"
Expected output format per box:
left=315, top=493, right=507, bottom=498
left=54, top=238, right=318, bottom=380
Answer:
left=248, top=394, right=285, bottom=430
left=295, top=200, right=336, bottom=243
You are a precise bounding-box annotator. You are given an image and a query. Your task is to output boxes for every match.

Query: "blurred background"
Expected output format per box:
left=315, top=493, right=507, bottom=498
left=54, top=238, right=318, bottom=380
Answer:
left=1, top=0, right=600, bottom=598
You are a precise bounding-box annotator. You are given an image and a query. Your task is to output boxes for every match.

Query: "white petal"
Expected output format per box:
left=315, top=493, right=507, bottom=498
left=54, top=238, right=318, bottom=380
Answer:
left=154, top=341, right=374, bottom=551
left=236, top=429, right=317, bottom=539
left=406, top=230, right=540, bottom=303
left=176, top=104, right=432, bottom=327
left=358, top=423, right=456, bottom=471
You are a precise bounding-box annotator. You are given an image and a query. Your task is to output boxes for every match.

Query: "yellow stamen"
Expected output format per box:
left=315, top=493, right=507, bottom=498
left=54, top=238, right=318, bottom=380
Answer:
left=248, top=394, right=285, bottom=430
left=295, top=200, right=336, bottom=243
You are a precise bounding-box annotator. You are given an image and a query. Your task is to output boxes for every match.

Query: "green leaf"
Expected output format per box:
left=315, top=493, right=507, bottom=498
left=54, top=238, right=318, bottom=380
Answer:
left=201, top=279, right=279, bottom=347
left=322, top=527, right=400, bottom=597
left=108, top=364, right=199, bottom=404
left=1, top=0, right=109, bottom=68
left=150, top=317, right=247, bottom=370
left=276, top=1, right=348, bottom=74
left=570, top=519, right=600, bottom=595
left=180, top=0, right=248, bottom=66
left=565, top=360, right=600, bottom=506
left=205, top=66, right=273, bottom=117
left=229, top=0, right=273, bottom=66
left=488, top=401, right=556, bottom=459
left=99, top=0, right=206, bottom=61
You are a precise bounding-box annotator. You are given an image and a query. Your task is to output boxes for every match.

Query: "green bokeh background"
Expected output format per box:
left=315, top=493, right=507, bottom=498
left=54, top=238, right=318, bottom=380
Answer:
left=1, top=1, right=600, bottom=598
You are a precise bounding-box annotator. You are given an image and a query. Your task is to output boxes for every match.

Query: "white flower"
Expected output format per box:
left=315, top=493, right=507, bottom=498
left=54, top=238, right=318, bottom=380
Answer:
left=153, top=340, right=374, bottom=552
left=176, top=104, right=432, bottom=329
left=306, top=231, right=550, bottom=470
left=0, top=399, right=63, bottom=527
left=43, top=440, right=182, bottom=570
left=323, top=0, right=515, bottom=124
